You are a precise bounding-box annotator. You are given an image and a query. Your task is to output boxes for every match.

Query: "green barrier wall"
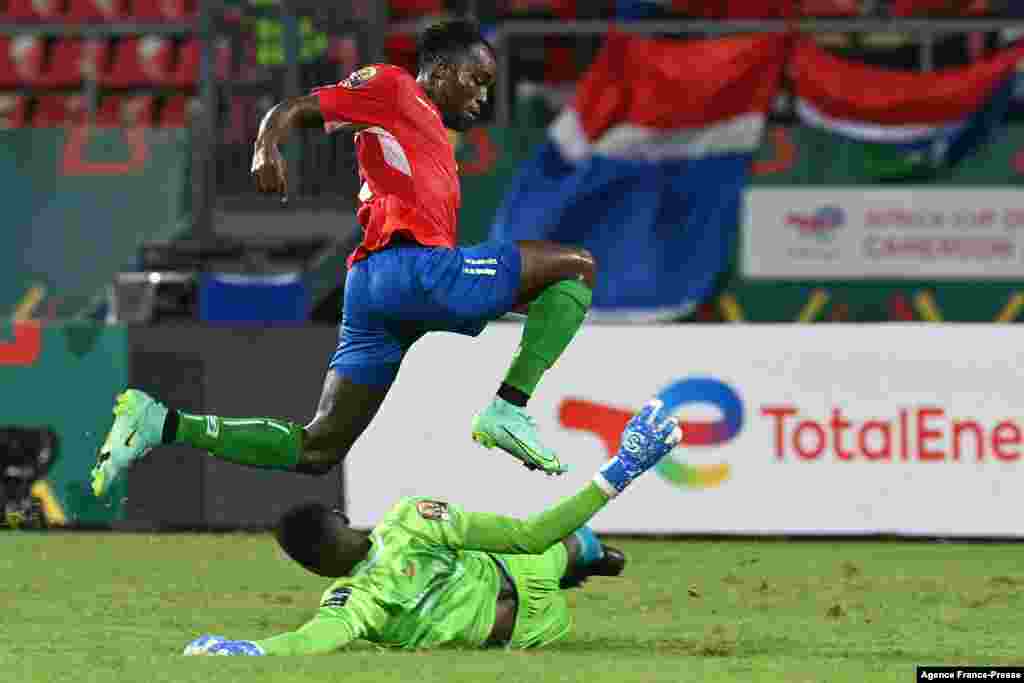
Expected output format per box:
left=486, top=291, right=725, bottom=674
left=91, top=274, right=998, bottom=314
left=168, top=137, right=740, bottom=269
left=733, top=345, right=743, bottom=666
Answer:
left=0, top=321, right=128, bottom=525
left=2, top=128, right=190, bottom=317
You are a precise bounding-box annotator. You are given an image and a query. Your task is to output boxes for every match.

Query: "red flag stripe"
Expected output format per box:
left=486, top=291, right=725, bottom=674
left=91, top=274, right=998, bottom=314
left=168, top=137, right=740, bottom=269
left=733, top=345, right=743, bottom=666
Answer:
left=791, top=38, right=1024, bottom=126
left=573, top=31, right=790, bottom=140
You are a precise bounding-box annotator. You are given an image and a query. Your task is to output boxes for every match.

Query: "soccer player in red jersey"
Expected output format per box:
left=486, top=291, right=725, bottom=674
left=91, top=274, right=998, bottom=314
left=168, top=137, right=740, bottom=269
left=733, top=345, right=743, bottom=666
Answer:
left=91, top=19, right=594, bottom=497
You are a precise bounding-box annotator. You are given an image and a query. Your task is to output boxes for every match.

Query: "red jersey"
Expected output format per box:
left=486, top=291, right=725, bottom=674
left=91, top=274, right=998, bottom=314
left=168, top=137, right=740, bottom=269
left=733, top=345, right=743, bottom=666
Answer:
left=313, top=65, right=460, bottom=267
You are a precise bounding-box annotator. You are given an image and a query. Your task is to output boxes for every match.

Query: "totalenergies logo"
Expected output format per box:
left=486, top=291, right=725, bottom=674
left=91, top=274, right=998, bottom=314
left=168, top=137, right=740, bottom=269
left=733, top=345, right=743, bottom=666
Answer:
left=785, top=206, right=845, bottom=242
left=559, top=378, right=743, bottom=490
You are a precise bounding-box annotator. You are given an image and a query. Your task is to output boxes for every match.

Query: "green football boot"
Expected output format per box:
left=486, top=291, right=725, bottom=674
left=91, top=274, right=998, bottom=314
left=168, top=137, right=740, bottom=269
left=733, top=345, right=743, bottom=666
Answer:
left=471, top=397, right=567, bottom=475
left=91, top=389, right=168, bottom=497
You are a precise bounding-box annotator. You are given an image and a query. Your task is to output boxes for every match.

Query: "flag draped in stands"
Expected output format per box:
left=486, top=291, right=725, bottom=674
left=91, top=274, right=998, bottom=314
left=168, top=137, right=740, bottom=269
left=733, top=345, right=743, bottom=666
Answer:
left=491, top=31, right=788, bottom=321
left=791, top=38, right=1024, bottom=181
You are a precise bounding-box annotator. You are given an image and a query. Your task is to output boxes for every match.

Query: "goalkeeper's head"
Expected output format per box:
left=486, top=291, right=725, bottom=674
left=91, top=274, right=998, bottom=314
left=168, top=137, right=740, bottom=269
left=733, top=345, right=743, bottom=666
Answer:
left=275, top=502, right=371, bottom=578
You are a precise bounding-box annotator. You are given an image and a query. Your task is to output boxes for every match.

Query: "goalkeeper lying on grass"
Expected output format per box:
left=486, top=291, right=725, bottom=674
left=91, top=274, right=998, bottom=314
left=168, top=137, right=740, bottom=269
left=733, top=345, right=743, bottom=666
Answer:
left=184, top=400, right=681, bottom=655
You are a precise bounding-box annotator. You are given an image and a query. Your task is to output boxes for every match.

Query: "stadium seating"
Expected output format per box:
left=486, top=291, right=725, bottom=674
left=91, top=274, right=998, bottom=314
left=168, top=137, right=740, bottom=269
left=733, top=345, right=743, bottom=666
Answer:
left=0, top=36, right=46, bottom=86
left=3, top=0, right=64, bottom=21
left=3, top=0, right=197, bottom=21
left=616, top=0, right=861, bottom=18
left=172, top=37, right=232, bottom=87
left=65, top=0, right=131, bottom=22
left=0, top=94, right=29, bottom=127
left=47, top=39, right=85, bottom=87
left=158, top=94, right=189, bottom=127
left=889, top=0, right=988, bottom=16
left=102, top=36, right=174, bottom=87
left=32, top=94, right=85, bottom=126
left=132, top=0, right=196, bottom=21
left=172, top=38, right=198, bottom=86
left=800, top=0, right=861, bottom=16
left=388, top=0, right=444, bottom=21
left=96, top=94, right=158, bottom=126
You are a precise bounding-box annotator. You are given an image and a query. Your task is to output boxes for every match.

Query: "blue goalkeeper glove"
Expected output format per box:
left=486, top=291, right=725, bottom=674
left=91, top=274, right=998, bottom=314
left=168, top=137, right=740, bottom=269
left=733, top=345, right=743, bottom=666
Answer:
left=593, top=399, right=682, bottom=497
left=183, top=634, right=265, bottom=656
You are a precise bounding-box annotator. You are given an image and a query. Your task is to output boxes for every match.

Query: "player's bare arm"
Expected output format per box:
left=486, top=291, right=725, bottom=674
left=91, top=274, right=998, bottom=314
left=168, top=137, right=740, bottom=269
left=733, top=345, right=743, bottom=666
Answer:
left=251, top=95, right=371, bottom=197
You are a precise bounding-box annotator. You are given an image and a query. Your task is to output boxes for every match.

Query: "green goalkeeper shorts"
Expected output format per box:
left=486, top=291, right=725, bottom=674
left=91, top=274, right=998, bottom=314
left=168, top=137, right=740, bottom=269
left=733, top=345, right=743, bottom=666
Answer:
left=498, top=543, right=571, bottom=649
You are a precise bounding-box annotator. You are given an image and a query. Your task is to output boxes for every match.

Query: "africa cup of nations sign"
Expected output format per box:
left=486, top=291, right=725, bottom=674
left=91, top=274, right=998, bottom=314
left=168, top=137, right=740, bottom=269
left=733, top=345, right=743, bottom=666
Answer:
left=741, top=188, right=1024, bottom=279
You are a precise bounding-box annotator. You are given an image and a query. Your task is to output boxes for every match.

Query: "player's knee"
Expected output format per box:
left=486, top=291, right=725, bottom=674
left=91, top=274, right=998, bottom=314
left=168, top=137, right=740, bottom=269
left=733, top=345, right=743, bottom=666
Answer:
left=570, top=247, right=596, bottom=289
left=293, top=458, right=337, bottom=476
left=298, top=424, right=352, bottom=475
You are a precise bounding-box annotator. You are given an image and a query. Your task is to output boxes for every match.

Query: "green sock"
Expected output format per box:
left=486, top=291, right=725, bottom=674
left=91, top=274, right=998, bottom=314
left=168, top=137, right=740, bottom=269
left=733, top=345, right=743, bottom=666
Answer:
left=175, top=413, right=302, bottom=470
left=503, top=279, right=592, bottom=397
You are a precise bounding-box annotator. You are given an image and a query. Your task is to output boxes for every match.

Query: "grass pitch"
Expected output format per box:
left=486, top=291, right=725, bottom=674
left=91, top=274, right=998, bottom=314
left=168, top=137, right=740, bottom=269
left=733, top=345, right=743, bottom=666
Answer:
left=2, top=532, right=1022, bottom=682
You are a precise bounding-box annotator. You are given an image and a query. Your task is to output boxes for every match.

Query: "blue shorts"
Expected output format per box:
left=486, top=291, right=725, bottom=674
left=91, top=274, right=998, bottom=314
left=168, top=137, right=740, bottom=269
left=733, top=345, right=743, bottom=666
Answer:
left=329, top=241, right=522, bottom=386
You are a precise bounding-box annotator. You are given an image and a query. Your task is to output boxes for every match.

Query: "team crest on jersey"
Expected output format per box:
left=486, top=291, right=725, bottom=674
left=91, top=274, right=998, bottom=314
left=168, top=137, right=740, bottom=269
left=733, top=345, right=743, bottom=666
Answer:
left=341, top=66, right=377, bottom=89
left=321, top=587, right=352, bottom=609
left=416, top=500, right=450, bottom=522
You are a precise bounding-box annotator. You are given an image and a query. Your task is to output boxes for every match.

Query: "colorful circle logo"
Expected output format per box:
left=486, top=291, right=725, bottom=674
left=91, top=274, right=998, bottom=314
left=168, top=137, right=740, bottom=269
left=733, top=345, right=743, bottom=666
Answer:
left=653, top=378, right=744, bottom=489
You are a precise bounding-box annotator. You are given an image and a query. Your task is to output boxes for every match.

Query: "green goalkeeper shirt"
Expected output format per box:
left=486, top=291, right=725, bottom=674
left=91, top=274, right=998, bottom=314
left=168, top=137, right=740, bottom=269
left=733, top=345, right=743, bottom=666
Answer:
left=257, top=482, right=609, bottom=654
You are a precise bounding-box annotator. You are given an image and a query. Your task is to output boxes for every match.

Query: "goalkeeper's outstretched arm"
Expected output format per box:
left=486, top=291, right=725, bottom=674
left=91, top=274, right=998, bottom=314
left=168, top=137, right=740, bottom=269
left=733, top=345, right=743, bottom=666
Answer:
left=254, top=610, right=362, bottom=656
left=428, top=400, right=681, bottom=555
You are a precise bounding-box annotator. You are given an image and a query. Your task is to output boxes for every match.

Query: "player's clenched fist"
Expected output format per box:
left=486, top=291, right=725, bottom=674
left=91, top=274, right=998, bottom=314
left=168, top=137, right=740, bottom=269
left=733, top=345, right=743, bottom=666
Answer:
left=251, top=141, right=288, bottom=197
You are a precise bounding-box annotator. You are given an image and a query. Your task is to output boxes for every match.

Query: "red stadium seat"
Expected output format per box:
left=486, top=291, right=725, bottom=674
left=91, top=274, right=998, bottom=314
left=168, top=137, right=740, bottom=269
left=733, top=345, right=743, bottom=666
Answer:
left=890, top=0, right=987, bottom=16
left=131, top=0, right=196, bottom=21
left=0, top=38, right=18, bottom=86
left=0, top=95, right=30, bottom=128
left=171, top=39, right=198, bottom=86
left=31, top=95, right=86, bottom=127
left=0, top=36, right=46, bottom=86
left=121, top=96, right=157, bottom=126
left=94, top=94, right=124, bottom=126
left=800, top=0, right=860, bottom=16
left=65, top=0, right=130, bottom=21
left=102, top=36, right=174, bottom=86
left=4, top=0, right=64, bottom=21
left=159, top=94, right=190, bottom=127
left=389, top=0, right=444, bottom=20
left=46, top=39, right=84, bottom=87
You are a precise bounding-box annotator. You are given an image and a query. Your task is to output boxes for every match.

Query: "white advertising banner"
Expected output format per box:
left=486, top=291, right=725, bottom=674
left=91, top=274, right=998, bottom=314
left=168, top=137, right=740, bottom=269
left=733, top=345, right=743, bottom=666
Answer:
left=742, top=188, right=1024, bottom=279
left=345, top=324, right=1024, bottom=537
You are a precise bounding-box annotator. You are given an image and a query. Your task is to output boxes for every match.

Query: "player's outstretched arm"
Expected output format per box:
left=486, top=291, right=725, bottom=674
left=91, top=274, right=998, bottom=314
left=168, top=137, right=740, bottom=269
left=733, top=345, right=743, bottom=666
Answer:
left=251, top=95, right=323, bottom=199
left=184, top=586, right=383, bottom=656
left=430, top=400, right=681, bottom=555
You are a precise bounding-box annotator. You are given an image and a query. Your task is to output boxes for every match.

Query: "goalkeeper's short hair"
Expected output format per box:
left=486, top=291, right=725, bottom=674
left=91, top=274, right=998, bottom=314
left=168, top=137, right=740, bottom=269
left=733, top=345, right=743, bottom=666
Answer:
left=276, top=502, right=368, bottom=578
